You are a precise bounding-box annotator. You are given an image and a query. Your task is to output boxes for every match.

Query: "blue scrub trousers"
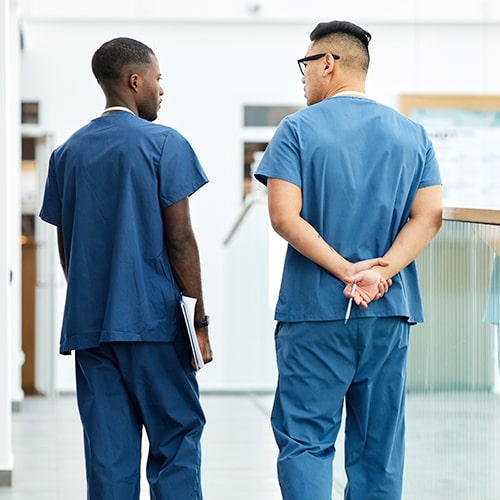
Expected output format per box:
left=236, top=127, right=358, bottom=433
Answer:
left=271, top=317, right=409, bottom=500
left=75, top=336, right=205, bottom=500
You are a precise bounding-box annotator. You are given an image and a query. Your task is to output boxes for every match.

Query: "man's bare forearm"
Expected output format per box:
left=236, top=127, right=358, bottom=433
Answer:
left=166, top=233, right=206, bottom=323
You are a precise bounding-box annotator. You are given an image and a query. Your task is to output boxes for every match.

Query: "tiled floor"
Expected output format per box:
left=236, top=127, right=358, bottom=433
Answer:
left=0, top=393, right=281, bottom=500
left=1, top=391, right=500, bottom=499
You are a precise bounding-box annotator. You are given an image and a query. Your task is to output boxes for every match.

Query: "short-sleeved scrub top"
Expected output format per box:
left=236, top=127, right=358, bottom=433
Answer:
left=40, top=112, right=208, bottom=353
left=255, top=96, right=441, bottom=324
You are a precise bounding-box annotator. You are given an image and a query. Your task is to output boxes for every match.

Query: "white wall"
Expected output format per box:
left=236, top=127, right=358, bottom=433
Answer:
left=0, top=0, right=13, bottom=484
left=1, top=0, right=22, bottom=485
left=16, top=0, right=500, bottom=391
left=17, top=0, right=500, bottom=23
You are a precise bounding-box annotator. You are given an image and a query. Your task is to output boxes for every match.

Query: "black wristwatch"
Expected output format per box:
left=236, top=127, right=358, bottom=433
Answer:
left=194, top=315, right=210, bottom=329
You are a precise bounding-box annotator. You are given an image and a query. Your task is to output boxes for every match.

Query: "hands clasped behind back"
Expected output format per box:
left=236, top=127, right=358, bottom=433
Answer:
left=343, top=257, right=393, bottom=309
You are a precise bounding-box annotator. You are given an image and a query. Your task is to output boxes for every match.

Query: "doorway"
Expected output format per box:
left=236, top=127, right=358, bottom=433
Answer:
left=21, top=136, right=38, bottom=394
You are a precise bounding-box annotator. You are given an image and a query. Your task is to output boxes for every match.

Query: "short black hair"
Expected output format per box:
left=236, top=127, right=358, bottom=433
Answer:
left=310, top=20, right=371, bottom=49
left=91, top=37, right=155, bottom=83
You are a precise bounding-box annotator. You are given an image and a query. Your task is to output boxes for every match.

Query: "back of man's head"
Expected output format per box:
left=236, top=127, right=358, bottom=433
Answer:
left=310, top=20, right=372, bottom=73
left=91, top=37, right=155, bottom=85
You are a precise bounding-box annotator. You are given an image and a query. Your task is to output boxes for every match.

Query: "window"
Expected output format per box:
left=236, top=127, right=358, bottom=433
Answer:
left=242, top=105, right=302, bottom=198
left=244, top=105, right=301, bottom=127
left=21, top=102, right=39, bottom=124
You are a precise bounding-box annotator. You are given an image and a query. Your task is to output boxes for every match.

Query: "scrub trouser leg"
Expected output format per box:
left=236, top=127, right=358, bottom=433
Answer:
left=271, top=318, right=409, bottom=500
left=343, top=318, right=408, bottom=500
left=75, top=337, right=205, bottom=500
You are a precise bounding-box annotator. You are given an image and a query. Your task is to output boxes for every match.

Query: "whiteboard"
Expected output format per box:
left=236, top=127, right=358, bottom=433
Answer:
left=400, top=95, right=500, bottom=210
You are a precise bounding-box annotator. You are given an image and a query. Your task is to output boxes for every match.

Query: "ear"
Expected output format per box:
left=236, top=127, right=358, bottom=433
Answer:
left=323, top=54, right=336, bottom=75
left=129, top=73, right=141, bottom=93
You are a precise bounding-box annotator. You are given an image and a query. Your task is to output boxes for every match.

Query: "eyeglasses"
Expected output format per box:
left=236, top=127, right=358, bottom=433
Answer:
left=297, top=53, right=340, bottom=75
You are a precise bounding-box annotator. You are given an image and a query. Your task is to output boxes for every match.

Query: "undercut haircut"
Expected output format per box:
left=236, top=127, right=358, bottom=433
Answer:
left=91, top=37, right=155, bottom=84
left=310, top=20, right=372, bottom=72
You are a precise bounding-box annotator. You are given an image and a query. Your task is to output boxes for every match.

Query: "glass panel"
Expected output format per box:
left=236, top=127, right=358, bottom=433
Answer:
left=405, top=219, right=500, bottom=498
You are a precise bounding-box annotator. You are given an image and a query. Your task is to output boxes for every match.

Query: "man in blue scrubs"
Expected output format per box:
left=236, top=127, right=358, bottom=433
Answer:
left=40, top=38, right=212, bottom=499
left=255, top=21, right=442, bottom=499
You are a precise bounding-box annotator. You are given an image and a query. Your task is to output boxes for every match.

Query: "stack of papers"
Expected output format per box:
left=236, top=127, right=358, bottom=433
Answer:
left=179, top=295, right=205, bottom=371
